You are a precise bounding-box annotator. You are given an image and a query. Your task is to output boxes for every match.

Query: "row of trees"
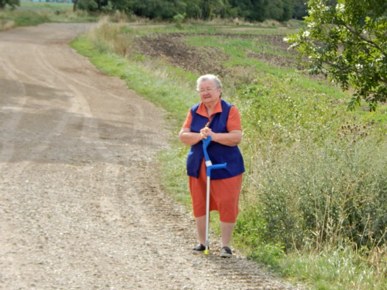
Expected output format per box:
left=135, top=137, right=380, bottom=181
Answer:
left=76, top=0, right=310, bottom=22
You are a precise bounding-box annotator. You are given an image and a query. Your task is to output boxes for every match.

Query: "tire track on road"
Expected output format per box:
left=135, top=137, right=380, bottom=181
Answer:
left=0, top=59, right=28, bottom=168
left=34, top=43, right=128, bottom=225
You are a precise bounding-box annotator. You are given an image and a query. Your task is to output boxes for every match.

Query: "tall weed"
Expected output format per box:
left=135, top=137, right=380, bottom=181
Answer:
left=88, top=17, right=133, bottom=56
left=244, top=137, right=386, bottom=250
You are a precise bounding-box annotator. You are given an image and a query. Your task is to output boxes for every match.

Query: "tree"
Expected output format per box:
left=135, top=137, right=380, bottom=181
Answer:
left=76, top=0, right=109, bottom=12
left=229, top=0, right=266, bottom=21
left=229, top=0, right=295, bottom=22
left=262, top=0, right=295, bottom=22
left=184, top=0, right=202, bottom=19
left=110, top=0, right=135, bottom=14
left=287, top=0, right=387, bottom=110
left=200, top=0, right=227, bottom=20
left=0, top=0, right=19, bottom=9
left=292, top=0, right=308, bottom=19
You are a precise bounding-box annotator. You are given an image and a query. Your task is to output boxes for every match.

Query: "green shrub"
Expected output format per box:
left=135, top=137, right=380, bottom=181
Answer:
left=173, top=13, right=185, bottom=29
left=77, top=0, right=98, bottom=12
left=246, top=137, right=386, bottom=251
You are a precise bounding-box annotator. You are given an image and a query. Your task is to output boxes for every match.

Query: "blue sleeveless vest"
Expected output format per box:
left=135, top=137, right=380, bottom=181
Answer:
left=186, top=99, right=245, bottom=179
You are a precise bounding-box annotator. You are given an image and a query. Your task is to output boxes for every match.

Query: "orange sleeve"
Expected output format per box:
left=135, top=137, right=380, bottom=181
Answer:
left=182, top=109, right=193, bottom=129
left=227, top=106, right=242, bottom=131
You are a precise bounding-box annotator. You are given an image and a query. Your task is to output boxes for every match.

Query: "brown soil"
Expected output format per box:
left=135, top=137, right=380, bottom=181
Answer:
left=136, top=32, right=301, bottom=77
left=0, top=23, right=304, bottom=289
left=136, top=34, right=228, bottom=76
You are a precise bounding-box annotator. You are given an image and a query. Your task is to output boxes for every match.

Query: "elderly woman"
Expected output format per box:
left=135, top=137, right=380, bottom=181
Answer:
left=179, top=74, right=245, bottom=258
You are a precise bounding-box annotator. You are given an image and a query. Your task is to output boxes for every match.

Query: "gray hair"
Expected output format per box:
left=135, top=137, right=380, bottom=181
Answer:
left=196, top=74, right=223, bottom=91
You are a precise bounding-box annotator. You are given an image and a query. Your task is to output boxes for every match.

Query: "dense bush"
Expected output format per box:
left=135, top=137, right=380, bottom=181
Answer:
left=77, top=0, right=99, bottom=12
left=236, top=81, right=386, bottom=252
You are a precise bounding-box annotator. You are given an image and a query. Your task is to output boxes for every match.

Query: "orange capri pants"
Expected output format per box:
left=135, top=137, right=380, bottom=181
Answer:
left=189, top=160, right=243, bottom=223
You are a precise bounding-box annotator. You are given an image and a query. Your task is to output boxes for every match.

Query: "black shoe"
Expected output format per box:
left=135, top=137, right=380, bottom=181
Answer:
left=220, top=246, right=232, bottom=258
left=192, top=243, right=206, bottom=254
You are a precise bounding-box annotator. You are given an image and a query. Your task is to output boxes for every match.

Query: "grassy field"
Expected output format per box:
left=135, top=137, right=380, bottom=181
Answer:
left=70, top=19, right=386, bottom=290
left=2, top=6, right=385, bottom=288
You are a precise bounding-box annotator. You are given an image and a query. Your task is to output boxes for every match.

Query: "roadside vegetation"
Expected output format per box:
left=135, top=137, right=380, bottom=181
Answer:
left=1, top=2, right=385, bottom=289
left=70, top=18, right=386, bottom=290
left=0, top=1, right=96, bottom=31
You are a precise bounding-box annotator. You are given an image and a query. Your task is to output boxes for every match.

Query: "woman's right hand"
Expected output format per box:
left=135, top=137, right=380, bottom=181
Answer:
left=200, top=125, right=211, bottom=139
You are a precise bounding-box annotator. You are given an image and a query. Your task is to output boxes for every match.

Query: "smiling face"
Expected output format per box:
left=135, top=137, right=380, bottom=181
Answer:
left=198, top=80, right=221, bottom=107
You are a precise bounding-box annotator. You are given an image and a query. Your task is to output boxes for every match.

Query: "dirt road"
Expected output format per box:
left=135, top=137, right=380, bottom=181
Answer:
left=0, top=23, right=301, bottom=290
